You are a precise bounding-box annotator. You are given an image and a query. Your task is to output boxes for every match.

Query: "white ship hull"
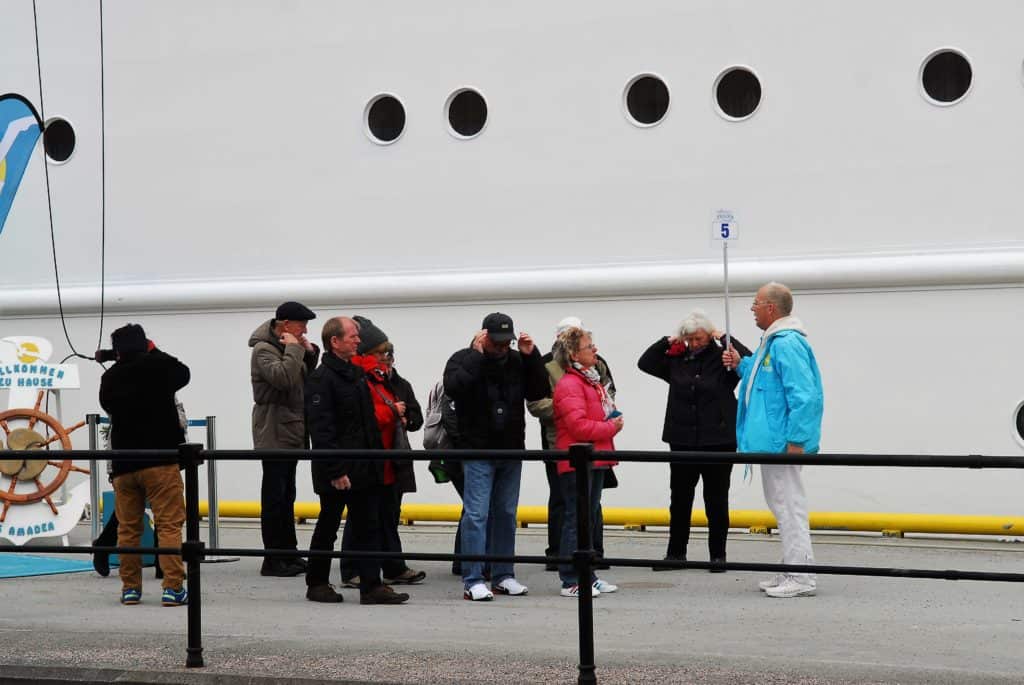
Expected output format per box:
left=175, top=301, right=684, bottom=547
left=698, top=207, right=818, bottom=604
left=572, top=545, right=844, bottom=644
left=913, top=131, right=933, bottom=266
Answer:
left=2, top=1, right=1022, bottom=515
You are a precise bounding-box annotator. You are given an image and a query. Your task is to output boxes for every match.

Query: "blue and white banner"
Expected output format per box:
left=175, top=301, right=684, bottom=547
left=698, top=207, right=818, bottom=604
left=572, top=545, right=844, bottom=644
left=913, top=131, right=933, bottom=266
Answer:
left=0, top=94, right=42, bottom=237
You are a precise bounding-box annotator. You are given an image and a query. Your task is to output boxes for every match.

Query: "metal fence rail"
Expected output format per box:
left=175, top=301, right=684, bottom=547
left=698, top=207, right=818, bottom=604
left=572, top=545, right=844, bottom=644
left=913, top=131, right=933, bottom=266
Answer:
left=3, top=443, right=1023, bottom=684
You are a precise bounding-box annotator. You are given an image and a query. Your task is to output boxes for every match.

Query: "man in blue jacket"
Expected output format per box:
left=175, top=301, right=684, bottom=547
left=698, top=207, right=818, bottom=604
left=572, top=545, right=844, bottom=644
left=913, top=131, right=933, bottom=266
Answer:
left=724, top=282, right=824, bottom=598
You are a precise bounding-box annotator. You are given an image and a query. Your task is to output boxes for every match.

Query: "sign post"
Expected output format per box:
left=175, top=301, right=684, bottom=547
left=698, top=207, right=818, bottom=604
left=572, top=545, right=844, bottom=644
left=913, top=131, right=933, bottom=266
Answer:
left=711, top=210, right=739, bottom=351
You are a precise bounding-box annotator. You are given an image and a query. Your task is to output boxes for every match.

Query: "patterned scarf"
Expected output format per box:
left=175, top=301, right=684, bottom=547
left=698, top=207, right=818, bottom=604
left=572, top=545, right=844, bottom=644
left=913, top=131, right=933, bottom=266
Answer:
left=573, top=363, right=615, bottom=417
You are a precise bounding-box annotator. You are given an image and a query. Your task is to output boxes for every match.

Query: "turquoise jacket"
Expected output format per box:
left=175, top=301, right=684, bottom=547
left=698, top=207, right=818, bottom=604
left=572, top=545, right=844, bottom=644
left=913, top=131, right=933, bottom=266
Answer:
left=735, top=320, right=823, bottom=454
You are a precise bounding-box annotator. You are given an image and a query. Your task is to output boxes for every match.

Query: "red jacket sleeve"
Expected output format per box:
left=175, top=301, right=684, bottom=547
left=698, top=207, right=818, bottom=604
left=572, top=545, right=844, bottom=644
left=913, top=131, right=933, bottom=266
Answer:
left=554, top=376, right=618, bottom=443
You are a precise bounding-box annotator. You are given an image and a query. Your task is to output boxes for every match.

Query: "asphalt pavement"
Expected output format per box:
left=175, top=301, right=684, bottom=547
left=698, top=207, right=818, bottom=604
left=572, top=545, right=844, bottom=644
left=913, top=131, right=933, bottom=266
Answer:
left=1, top=521, right=1022, bottom=684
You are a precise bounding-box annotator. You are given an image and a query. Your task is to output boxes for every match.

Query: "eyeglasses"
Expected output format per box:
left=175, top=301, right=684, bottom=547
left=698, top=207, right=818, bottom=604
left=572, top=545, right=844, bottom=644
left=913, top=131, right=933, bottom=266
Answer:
left=751, top=300, right=772, bottom=308
left=582, top=344, right=598, bottom=351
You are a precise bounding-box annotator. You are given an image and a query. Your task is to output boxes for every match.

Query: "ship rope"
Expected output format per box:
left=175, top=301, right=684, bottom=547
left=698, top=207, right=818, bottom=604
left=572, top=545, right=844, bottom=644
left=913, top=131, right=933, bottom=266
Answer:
left=30, top=0, right=108, bottom=365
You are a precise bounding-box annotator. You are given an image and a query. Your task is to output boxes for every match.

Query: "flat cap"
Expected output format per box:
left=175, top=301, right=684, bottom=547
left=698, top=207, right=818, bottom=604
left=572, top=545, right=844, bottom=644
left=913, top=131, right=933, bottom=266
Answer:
left=275, top=301, right=316, bottom=322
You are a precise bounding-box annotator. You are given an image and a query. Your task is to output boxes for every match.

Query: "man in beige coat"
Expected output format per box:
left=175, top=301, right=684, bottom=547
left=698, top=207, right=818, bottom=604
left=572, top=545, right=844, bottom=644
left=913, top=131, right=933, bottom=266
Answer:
left=250, top=301, right=319, bottom=577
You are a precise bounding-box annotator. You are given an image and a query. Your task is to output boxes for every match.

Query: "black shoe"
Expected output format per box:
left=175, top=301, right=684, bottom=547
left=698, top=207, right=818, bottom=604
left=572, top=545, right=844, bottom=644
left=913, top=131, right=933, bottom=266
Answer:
left=306, top=584, right=344, bottom=603
left=92, top=542, right=110, bottom=577
left=282, top=559, right=307, bottom=575
left=544, top=563, right=558, bottom=572
left=652, top=555, right=686, bottom=572
left=261, top=559, right=304, bottom=577
left=384, top=569, right=426, bottom=585
left=709, top=556, right=727, bottom=574
left=360, top=584, right=409, bottom=605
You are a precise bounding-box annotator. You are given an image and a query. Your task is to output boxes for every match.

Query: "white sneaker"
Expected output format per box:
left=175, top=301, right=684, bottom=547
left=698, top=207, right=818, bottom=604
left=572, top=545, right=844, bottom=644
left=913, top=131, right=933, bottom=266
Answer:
left=492, top=578, right=528, bottom=596
left=592, top=579, right=618, bottom=594
left=560, top=584, right=599, bottom=598
left=463, top=583, right=493, bottom=601
left=758, top=574, right=787, bottom=592
left=764, top=577, right=817, bottom=598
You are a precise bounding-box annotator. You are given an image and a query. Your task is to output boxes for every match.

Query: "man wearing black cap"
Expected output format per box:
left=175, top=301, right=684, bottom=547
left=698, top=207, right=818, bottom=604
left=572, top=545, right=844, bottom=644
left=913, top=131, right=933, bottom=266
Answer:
left=443, top=312, right=548, bottom=601
left=99, top=323, right=191, bottom=606
left=249, top=301, right=319, bottom=577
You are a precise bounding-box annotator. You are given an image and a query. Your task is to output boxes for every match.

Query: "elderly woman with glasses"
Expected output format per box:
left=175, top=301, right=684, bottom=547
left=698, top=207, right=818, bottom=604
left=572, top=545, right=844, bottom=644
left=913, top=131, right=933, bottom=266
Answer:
left=337, top=316, right=425, bottom=588
left=638, top=310, right=752, bottom=572
left=552, top=326, right=622, bottom=598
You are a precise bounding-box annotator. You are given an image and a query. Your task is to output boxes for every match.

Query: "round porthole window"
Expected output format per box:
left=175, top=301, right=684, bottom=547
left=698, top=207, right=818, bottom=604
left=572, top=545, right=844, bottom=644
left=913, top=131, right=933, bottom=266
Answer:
left=446, top=88, right=488, bottom=139
left=624, top=74, right=670, bottom=127
left=714, top=67, right=762, bottom=121
left=364, top=94, right=406, bottom=145
left=43, top=117, right=75, bottom=164
left=1014, top=400, right=1024, bottom=448
left=920, top=49, right=972, bottom=105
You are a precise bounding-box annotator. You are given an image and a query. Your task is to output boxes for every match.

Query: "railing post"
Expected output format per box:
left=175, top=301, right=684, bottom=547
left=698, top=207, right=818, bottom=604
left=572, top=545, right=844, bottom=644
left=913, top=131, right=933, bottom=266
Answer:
left=571, top=443, right=597, bottom=685
left=204, top=416, right=220, bottom=551
left=179, top=443, right=206, bottom=668
left=86, top=414, right=101, bottom=541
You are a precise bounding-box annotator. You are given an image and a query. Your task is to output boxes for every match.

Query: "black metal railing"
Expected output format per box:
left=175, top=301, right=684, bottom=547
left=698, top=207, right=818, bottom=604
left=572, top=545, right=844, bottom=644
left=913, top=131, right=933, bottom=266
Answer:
left=3, top=444, right=1024, bottom=684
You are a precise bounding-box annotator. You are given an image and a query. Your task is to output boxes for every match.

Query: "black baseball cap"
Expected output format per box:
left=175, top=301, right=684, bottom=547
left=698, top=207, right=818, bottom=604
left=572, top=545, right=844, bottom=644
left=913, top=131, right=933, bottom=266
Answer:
left=275, top=301, right=316, bottom=322
left=482, top=312, right=515, bottom=343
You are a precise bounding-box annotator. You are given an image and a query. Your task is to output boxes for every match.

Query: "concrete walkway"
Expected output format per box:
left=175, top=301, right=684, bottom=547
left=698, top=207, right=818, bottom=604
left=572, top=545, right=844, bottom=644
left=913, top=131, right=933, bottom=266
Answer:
left=1, top=521, right=1022, bottom=684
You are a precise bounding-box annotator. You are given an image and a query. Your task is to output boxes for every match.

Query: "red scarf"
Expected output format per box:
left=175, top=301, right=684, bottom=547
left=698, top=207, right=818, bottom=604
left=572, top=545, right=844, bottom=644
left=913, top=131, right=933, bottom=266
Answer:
left=351, top=355, right=395, bottom=485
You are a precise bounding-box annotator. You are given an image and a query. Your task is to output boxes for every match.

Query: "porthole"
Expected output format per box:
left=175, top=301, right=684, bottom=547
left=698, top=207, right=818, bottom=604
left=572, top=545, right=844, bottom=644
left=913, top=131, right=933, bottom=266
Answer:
left=715, top=67, right=762, bottom=121
left=43, top=117, right=75, bottom=164
left=920, top=49, right=972, bottom=105
left=624, top=74, right=670, bottom=127
left=446, top=88, right=488, bottom=139
left=1014, top=400, right=1024, bottom=448
left=364, top=94, right=406, bottom=145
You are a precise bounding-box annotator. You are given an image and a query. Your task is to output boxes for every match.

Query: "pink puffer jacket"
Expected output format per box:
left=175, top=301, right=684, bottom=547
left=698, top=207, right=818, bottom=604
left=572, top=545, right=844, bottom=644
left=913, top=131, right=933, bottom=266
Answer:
left=553, top=368, right=620, bottom=475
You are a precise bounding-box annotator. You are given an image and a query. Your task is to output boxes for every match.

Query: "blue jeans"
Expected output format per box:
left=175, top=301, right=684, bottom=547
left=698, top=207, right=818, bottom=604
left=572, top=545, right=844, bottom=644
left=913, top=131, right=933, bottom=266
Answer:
left=558, top=469, right=605, bottom=587
left=460, top=459, right=522, bottom=588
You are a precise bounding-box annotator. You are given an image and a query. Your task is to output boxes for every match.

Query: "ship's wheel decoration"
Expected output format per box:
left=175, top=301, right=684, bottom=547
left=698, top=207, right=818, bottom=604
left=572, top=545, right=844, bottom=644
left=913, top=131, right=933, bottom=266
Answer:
left=0, top=389, right=88, bottom=522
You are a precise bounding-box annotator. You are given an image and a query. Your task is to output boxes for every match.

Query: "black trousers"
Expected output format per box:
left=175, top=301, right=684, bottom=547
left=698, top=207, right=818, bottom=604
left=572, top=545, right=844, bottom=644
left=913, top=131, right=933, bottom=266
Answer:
left=667, top=444, right=734, bottom=559
left=546, top=461, right=604, bottom=559
left=308, top=485, right=394, bottom=593
left=341, top=488, right=408, bottom=581
left=260, top=459, right=298, bottom=562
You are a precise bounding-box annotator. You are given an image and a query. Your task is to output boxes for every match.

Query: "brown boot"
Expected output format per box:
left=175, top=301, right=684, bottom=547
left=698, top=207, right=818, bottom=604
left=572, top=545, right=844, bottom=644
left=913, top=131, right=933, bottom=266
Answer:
left=360, top=584, right=409, bottom=605
left=306, top=584, right=344, bottom=603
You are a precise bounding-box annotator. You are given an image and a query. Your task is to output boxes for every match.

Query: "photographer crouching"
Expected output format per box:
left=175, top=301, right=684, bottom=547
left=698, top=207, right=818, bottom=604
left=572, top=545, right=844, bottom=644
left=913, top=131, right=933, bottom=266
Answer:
left=98, top=324, right=191, bottom=606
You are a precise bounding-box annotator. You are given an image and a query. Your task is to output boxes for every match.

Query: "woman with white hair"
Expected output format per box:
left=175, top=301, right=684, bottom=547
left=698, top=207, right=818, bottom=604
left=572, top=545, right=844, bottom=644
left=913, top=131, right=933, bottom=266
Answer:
left=638, top=310, right=752, bottom=571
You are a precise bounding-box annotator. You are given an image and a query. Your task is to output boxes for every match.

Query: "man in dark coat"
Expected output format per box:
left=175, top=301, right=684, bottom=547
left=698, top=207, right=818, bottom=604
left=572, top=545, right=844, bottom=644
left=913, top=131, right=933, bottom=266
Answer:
left=249, top=300, right=319, bottom=577
left=443, top=312, right=548, bottom=601
left=99, top=323, right=190, bottom=606
left=303, top=316, right=409, bottom=605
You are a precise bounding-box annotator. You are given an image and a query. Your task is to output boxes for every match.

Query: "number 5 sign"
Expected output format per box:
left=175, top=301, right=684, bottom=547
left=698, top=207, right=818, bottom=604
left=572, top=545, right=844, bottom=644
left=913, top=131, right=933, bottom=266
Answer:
left=712, top=209, right=739, bottom=241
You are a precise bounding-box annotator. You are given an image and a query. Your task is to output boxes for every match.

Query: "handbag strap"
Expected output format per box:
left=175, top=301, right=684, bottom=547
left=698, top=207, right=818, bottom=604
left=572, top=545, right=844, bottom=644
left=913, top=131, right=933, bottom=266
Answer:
left=370, top=382, right=402, bottom=419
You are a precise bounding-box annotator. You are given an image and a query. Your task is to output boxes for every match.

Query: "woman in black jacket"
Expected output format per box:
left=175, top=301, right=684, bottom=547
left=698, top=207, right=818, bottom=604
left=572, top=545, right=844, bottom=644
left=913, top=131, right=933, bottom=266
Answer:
left=638, top=310, right=752, bottom=571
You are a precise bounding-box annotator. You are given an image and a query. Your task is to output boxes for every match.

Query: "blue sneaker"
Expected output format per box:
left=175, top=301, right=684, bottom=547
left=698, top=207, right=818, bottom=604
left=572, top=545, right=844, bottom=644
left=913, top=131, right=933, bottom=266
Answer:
left=161, top=587, right=188, bottom=607
left=121, top=588, right=141, bottom=605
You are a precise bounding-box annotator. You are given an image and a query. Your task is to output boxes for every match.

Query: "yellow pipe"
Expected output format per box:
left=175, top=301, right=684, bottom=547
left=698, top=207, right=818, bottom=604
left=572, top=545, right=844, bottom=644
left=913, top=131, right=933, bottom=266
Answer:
left=198, top=501, right=1024, bottom=537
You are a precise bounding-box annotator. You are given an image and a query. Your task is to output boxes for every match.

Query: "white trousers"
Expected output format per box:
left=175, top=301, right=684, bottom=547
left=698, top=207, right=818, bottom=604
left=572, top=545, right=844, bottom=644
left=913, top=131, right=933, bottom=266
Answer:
left=761, top=464, right=816, bottom=586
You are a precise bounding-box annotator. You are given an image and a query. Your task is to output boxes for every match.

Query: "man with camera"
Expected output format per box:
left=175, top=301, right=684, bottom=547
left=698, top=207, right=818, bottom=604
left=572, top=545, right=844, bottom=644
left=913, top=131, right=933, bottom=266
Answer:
left=249, top=301, right=319, bottom=577
left=98, top=324, right=190, bottom=606
left=443, top=312, right=549, bottom=601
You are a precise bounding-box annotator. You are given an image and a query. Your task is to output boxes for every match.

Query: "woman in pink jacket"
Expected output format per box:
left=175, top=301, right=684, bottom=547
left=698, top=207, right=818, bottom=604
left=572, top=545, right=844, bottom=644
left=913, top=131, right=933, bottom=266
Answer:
left=552, top=326, right=623, bottom=598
